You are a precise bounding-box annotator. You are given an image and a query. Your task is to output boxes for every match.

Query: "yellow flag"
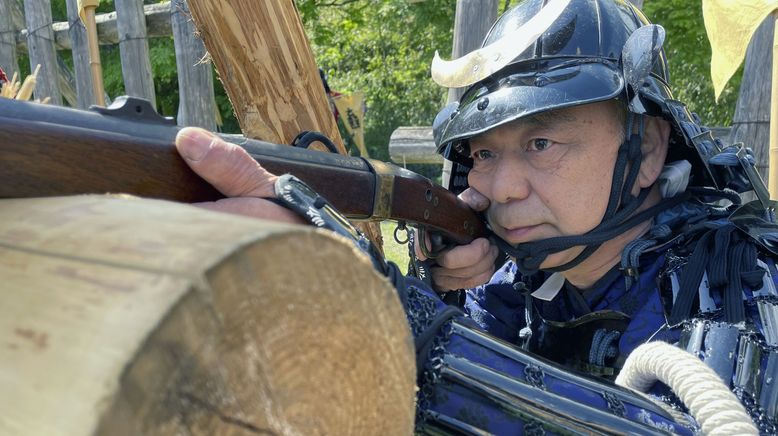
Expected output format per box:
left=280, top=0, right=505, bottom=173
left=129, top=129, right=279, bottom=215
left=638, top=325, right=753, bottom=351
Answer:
left=703, top=0, right=778, bottom=100
left=77, top=0, right=100, bottom=25
left=333, top=92, right=369, bottom=157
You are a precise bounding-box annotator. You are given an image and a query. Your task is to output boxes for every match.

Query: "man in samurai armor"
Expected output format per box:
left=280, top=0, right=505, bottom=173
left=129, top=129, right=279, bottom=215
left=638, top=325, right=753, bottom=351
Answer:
left=175, top=0, right=778, bottom=433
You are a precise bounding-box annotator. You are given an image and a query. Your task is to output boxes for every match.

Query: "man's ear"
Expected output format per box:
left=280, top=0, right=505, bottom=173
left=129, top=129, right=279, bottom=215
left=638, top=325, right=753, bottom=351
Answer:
left=638, top=116, right=671, bottom=188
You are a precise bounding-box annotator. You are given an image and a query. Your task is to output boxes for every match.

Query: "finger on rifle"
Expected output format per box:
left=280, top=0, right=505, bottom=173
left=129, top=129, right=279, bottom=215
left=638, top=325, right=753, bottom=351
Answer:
left=428, top=239, right=498, bottom=291
left=459, top=187, right=490, bottom=211
left=193, top=197, right=307, bottom=225
left=435, top=238, right=493, bottom=269
left=176, top=127, right=278, bottom=198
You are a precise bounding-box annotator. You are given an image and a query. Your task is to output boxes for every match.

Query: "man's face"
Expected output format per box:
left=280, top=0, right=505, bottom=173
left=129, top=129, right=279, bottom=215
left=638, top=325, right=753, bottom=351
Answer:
left=467, top=100, right=625, bottom=269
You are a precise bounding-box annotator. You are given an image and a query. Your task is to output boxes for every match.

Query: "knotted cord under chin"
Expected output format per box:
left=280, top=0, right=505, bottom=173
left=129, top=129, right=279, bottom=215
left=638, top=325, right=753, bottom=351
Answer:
left=497, top=190, right=691, bottom=275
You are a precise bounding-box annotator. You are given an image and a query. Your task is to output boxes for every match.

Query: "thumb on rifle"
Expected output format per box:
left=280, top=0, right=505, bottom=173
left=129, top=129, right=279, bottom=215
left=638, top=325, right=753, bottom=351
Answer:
left=175, top=127, right=278, bottom=198
left=458, top=187, right=490, bottom=212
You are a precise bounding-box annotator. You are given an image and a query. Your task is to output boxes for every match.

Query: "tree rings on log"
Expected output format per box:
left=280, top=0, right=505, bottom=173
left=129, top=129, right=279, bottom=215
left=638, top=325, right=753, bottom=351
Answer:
left=0, top=195, right=415, bottom=435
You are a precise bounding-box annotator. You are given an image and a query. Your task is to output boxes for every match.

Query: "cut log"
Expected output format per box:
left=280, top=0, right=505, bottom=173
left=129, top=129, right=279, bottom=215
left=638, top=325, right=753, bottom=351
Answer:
left=0, top=195, right=415, bottom=435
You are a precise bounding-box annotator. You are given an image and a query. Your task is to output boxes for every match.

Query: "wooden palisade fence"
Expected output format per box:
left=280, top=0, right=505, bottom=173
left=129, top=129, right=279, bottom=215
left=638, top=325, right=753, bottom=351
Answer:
left=0, top=0, right=216, bottom=130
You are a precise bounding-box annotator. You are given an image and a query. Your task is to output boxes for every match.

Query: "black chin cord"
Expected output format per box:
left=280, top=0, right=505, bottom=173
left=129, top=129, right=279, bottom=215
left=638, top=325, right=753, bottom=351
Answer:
left=497, top=190, right=691, bottom=274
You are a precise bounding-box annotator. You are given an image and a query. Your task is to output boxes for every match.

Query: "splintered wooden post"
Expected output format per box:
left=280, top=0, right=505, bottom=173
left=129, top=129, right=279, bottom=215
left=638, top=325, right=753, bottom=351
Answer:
left=731, top=16, right=773, bottom=187
left=185, top=1, right=344, bottom=149
left=186, top=0, right=384, bottom=250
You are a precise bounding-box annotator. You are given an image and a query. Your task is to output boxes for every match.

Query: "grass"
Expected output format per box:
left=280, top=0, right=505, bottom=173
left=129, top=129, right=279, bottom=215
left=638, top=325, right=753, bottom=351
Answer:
left=380, top=221, right=410, bottom=274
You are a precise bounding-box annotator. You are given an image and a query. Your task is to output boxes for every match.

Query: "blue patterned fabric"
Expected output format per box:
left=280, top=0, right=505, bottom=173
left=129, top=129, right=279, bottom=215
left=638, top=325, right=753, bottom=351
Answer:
left=411, top=201, right=778, bottom=434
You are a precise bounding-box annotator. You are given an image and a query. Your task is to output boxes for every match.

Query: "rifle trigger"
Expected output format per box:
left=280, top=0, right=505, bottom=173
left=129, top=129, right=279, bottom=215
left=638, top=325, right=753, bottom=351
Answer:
left=417, top=227, right=451, bottom=260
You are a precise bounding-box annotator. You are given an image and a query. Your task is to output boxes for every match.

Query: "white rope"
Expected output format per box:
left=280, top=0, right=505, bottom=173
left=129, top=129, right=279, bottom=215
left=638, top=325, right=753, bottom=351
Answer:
left=615, top=341, right=758, bottom=436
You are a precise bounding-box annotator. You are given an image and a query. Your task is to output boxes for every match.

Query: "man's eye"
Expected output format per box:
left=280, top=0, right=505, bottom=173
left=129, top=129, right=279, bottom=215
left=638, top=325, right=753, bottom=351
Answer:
left=529, top=138, right=551, bottom=151
left=472, top=150, right=493, bottom=160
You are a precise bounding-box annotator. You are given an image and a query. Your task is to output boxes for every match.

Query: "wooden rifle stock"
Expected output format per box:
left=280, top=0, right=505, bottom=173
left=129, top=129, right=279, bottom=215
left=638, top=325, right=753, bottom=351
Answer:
left=0, top=97, right=487, bottom=244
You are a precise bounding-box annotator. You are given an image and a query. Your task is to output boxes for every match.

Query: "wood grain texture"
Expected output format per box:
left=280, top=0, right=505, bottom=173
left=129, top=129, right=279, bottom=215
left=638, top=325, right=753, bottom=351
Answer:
left=64, top=0, right=95, bottom=108
left=115, top=0, right=156, bottom=109
left=22, top=0, right=61, bottom=104
left=186, top=0, right=341, bottom=148
left=0, top=195, right=415, bottom=435
left=171, top=0, right=216, bottom=130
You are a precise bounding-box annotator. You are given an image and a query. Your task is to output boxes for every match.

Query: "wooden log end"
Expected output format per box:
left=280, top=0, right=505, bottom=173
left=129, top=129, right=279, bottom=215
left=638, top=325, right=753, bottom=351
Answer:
left=0, top=196, right=415, bottom=435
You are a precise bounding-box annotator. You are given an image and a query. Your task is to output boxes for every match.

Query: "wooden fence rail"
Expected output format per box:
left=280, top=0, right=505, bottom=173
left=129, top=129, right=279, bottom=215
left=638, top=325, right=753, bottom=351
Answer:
left=0, top=0, right=215, bottom=129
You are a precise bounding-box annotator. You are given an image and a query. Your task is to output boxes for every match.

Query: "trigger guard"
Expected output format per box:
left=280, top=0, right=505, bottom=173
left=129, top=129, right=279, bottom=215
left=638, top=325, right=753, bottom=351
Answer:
left=417, top=227, right=452, bottom=260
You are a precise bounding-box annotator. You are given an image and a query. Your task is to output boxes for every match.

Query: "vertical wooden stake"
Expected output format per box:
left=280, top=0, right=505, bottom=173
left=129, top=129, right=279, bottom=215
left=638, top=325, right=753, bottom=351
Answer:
left=83, top=6, right=104, bottom=106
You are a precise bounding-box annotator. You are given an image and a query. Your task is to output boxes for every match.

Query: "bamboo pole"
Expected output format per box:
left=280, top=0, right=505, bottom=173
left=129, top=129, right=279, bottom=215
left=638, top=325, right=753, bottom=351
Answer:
left=83, top=6, right=104, bottom=106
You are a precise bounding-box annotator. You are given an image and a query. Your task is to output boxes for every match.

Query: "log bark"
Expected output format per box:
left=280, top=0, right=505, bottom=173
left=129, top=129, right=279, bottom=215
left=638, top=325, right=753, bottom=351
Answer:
left=0, top=195, right=415, bottom=436
left=186, top=0, right=383, bottom=250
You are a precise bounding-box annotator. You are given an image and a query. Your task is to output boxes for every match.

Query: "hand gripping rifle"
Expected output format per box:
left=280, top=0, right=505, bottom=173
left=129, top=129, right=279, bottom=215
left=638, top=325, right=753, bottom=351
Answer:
left=0, top=96, right=487, bottom=250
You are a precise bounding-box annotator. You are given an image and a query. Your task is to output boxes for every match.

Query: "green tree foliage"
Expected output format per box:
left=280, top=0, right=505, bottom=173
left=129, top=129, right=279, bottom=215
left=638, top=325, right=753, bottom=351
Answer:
left=297, top=0, right=454, bottom=164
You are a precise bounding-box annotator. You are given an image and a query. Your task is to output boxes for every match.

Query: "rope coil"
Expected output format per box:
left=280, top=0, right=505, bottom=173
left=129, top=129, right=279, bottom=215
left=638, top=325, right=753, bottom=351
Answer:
left=615, top=341, right=758, bottom=435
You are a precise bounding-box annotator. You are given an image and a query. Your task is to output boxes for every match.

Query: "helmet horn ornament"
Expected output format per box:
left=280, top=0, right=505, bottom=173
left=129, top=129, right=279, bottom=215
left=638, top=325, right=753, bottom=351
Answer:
left=430, top=0, right=571, bottom=88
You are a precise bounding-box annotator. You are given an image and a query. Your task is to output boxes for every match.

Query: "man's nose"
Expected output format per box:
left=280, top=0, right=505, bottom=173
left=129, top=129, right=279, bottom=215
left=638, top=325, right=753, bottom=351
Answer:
left=490, top=158, right=531, bottom=204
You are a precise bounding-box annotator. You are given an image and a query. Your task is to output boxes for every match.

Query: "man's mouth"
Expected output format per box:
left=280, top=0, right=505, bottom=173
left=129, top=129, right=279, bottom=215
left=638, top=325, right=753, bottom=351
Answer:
left=498, top=224, right=542, bottom=244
